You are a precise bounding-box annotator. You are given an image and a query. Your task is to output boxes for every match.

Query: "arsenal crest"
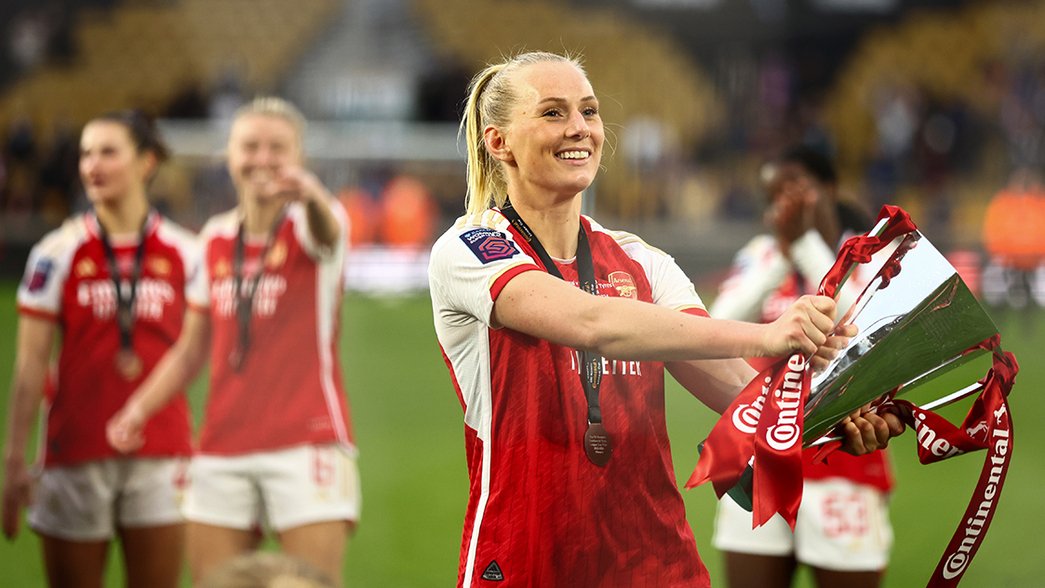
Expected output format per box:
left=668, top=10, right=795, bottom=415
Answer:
left=608, top=271, right=637, bottom=299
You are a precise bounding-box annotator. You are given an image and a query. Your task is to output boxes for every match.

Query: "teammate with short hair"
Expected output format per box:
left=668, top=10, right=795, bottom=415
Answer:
left=428, top=51, right=904, bottom=587
left=106, top=97, right=358, bottom=586
left=3, top=110, right=195, bottom=587
left=710, top=146, right=894, bottom=588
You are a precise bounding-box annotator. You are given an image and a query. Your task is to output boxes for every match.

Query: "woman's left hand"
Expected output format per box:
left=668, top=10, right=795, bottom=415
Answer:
left=838, top=404, right=907, bottom=455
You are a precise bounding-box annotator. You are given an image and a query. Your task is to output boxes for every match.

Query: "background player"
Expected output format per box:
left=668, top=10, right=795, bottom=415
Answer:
left=106, top=97, right=359, bottom=585
left=710, top=146, right=895, bottom=588
left=2, top=110, right=195, bottom=587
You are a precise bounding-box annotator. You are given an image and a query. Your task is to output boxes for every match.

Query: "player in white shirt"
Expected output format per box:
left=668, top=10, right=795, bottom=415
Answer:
left=711, top=147, right=894, bottom=588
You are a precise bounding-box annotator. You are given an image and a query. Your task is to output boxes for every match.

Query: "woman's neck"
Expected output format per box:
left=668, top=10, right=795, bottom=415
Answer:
left=241, top=197, right=285, bottom=238
left=508, top=193, right=583, bottom=259
left=94, top=195, right=149, bottom=236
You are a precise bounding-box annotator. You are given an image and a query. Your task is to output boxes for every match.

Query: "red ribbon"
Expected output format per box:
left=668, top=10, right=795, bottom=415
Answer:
left=888, top=336, right=1017, bottom=587
left=689, top=204, right=1020, bottom=586
left=688, top=205, right=917, bottom=528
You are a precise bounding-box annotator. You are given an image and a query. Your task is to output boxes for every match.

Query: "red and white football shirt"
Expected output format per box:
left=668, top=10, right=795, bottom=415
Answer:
left=17, top=211, right=196, bottom=467
left=188, top=201, right=354, bottom=456
left=430, top=209, right=711, bottom=588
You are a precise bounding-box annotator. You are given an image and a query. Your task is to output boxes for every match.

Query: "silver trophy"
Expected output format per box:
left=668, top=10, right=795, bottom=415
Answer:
left=803, top=227, right=998, bottom=444
left=724, top=222, right=998, bottom=511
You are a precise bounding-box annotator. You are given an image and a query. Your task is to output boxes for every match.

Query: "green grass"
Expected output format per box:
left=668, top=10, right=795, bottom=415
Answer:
left=1, top=282, right=1042, bottom=586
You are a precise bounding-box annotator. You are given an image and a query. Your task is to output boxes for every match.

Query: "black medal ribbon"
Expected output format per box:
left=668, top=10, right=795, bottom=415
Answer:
left=97, top=210, right=151, bottom=381
left=499, top=199, right=611, bottom=466
left=230, top=208, right=287, bottom=372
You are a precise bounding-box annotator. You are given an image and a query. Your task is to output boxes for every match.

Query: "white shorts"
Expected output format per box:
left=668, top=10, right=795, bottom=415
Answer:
left=183, top=443, right=360, bottom=532
left=28, top=457, right=188, bottom=541
left=712, top=478, right=893, bottom=571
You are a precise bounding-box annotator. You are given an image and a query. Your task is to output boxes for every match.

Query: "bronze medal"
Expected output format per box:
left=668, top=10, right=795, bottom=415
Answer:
left=114, top=348, right=143, bottom=381
left=584, top=422, right=612, bottom=467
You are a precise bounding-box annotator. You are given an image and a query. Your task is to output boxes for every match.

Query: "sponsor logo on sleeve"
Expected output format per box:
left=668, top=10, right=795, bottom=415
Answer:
left=460, top=228, right=520, bottom=264
left=25, top=258, right=54, bottom=292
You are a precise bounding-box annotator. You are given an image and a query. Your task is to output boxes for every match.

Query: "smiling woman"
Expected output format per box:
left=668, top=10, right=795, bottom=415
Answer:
left=2, top=110, right=194, bottom=588
left=427, top=50, right=902, bottom=588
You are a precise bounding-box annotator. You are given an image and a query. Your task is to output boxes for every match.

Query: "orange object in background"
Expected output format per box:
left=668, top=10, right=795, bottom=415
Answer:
left=981, top=174, right=1045, bottom=271
left=378, top=175, right=436, bottom=247
left=339, top=187, right=378, bottom=247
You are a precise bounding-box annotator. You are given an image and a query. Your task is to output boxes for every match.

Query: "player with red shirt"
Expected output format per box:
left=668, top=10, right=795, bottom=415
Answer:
left=429, top=51, right=904, bottom=588
left=106, top=97, right=357, bottom=586
left=710, top=146, right=894, bottom=588
left=2, top=111, right=194, bottom=587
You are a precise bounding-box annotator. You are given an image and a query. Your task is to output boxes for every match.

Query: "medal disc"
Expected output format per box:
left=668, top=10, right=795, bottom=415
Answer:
left=584, top=422, right=612, bottom=466
left=114, top=349, right=143, bottom=381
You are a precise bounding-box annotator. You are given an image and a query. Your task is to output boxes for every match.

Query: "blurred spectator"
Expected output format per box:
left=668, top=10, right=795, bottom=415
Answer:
left=377, top=174, right=436, bottom=248
left=416, top=58, right=472, bottom=123
left=980, top=167, right=1045, bottom=308
left=165, top=78, right=211, bottom=119
left=36, top=119, right=80, bottom=223
left=338, top=186, right=377, bottom=247
left=3, top=115, right=39, bottom=213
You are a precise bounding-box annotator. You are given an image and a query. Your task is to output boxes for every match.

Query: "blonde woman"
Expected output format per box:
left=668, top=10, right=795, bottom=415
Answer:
left=428, top=51, right=903, bottom=587
left=107, top=97, right=358, bottom=585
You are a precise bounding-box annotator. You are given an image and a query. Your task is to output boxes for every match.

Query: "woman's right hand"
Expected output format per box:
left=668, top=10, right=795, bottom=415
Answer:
left=2, top=458, right=31, bottom=540
left=106, top=403, right=147, bottom=454
left=762, top=295, right=836, bottom=357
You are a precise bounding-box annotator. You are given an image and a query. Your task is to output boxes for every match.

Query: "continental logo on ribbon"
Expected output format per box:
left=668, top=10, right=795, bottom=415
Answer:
left=460, top=228, right=519, bottom=264
left=608, top=271, right=638, bottom=299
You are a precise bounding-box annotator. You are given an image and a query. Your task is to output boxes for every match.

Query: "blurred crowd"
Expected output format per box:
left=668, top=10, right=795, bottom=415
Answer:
left=4, top=0, right=1045, bottom=284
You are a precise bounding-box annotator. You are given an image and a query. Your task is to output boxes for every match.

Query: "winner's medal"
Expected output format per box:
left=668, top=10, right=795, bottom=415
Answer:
left=499, top=201, right=614, bottom=466
left=584, top=422, right=612, bottom=467
left=230, top=208, right=287, bottom=375
left=115, top=348, right=143, bottom=380
left=99, top=211, right=151, bottom=384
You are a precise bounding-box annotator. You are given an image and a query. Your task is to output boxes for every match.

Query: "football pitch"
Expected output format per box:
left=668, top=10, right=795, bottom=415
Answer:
left=0, top=281, right=1042, bottom=587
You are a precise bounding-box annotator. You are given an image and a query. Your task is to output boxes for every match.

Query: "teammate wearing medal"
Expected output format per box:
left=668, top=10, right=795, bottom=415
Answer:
left=428, top=51, right=905, bottom=588
left=710, top=146, right=894, bottom=588
left=106, top=97, right=357, bottom=586
left=2, top=111, right=195, bottom=587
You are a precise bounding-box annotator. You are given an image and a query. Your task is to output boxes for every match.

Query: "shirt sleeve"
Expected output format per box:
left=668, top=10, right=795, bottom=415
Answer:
left=428, top=222, right=542, bottom=328
left=790, top=229, right=866, bottom=316
left=709, top=234, right=790, bottom=321
left=17, top=231, right=73, bottom=320
left=646, top=246, right=707, bottom=314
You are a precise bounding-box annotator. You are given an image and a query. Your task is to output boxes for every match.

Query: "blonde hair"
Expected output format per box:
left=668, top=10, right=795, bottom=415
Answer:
left=460, top=51, right=587, bottom=215
left=233, top=96, right=308, bottom=142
